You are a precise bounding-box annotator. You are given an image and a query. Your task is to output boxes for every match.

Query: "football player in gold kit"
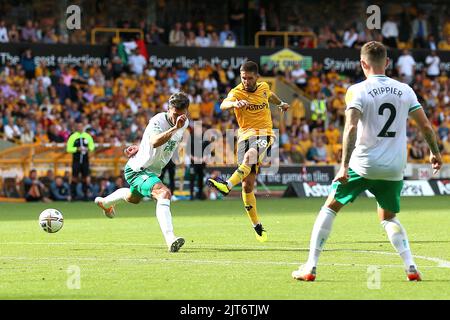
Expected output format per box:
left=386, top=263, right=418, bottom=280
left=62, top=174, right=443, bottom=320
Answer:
left=208, top=61, right=290, bottom=242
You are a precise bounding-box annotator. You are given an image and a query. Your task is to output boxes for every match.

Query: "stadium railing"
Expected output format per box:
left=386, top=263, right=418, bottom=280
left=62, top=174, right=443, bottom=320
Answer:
left=0, top=143, right=128, bottom=178
left=91, top=27, right=144, bottom=44
left=254, top=31, right=318, bottom=48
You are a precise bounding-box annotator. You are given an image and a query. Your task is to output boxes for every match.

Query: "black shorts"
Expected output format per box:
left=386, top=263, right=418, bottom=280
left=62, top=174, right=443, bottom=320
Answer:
left=237, top=136, right=274, bottom=173
left=72, top=161, right=90, bottom=178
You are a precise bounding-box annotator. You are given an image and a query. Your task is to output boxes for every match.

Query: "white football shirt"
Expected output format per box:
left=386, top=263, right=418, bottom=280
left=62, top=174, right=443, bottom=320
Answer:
left=127, top=112, right=188, bottom=176
left=345, top=75, right=422, bottom=181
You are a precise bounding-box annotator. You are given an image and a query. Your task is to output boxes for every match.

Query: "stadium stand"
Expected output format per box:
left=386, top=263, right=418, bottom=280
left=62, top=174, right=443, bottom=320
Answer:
left=0, top=0, right=449, bottom=201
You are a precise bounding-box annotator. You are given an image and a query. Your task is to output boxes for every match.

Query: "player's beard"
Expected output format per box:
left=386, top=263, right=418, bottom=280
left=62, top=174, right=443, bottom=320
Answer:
left=244, top=82, right=256, bottom=92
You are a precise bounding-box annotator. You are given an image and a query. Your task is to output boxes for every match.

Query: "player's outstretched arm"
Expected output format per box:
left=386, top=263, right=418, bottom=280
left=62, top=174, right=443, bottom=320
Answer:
left=220, top=98, right=248, bottom=110
left=334, top=107, right=361, bottom=184
left=269, top=92, right=290, bottom=112
left=150, top=115, right=187, bottom=148
left=410, top=108, right=443, bottom=174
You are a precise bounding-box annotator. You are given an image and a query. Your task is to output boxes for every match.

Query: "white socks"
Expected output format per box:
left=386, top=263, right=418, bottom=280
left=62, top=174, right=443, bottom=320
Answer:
left=102, top=188, right=131, bottom=208
left=381, top=217, right=416, bottom=269
left=306, top=206, right=336, bottom=268
left=156, top=199, right=176, bottom=246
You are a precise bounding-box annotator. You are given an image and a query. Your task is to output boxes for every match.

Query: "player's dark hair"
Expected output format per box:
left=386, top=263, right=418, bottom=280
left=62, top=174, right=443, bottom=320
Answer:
left=240, top=61, right=259, bottom=74
left=168, top=92, right=190, bottom=110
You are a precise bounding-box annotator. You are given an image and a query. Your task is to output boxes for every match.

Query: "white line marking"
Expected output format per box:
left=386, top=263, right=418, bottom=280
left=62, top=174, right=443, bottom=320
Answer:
left=1, top=242, right=450, bottom=268
left=0, top=256, right=443, bottom=269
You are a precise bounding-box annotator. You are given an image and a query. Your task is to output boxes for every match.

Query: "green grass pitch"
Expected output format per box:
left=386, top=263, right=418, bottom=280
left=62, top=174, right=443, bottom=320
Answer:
left=0, top=196, right=449, bottom=300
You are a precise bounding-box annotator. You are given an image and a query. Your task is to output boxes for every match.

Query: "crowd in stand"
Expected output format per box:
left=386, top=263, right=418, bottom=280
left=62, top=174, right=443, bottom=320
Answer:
left=0, top=43, right=449, bottom=200
left=0, top=6, right=449, bottom=49
left=1, top=44, right=449, bottom=161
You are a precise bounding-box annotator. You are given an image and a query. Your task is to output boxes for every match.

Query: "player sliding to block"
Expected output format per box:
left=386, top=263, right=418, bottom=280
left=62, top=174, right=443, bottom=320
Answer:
left=94, top=92, right=190, bottom=253
left=292, top=41, right=443, bottom=282
left=207, top=61, right=290, bottom=242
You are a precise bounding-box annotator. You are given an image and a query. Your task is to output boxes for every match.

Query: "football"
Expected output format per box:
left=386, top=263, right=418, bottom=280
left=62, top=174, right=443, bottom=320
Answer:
left=39, top=209, right=64, bottom=233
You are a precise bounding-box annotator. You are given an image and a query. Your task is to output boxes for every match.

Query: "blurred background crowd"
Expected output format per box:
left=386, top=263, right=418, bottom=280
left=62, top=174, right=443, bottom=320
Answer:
left=0, top=0, right=449, bottom=201
left=0, top=0, right=449, bottom=49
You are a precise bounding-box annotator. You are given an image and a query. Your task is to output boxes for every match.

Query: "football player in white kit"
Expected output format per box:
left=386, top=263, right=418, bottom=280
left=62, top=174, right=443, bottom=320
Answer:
left=292, top=42, right=443, bottom=281
left=94, top=92, right=190, bottom=252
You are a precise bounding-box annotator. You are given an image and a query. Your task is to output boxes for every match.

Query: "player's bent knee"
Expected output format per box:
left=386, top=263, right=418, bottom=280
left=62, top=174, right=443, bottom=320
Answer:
left=126, top=194, right=141, bottom=204
left=243, top=149, right=258, bottom=165
left=159, top=189, right=172, bottom=199
left=242, top=182, right=253, bottom=193
left=153, top=185, right=171, bottom=200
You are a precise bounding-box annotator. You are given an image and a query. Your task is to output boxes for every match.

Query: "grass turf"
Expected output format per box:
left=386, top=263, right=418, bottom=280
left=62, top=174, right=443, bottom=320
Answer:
left=0, top=196, right=449, bottom=300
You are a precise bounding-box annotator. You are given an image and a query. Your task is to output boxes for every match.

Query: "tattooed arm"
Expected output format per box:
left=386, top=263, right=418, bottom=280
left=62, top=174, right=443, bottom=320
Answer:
left=410, top=107, right=443, bottom=174
left=333, top=107, right=362, bottom=184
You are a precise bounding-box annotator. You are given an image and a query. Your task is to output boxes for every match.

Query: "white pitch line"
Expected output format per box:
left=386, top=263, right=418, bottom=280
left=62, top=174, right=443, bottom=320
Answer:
left=0, top=255, right=444, bottom=269
left=344, top=249, right=450, bottom=268
left=1, top=242, right=450, bottom=268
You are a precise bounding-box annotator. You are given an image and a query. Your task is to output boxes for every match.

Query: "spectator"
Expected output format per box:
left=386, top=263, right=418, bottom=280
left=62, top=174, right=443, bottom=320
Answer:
left=4, top=117, right=21, bottom=142
left=66, top=121, right=95, bottom=199
left=426, top=35, right=438, bottom=51
left=40, top=169, right=55, bottom=195
left=438, top=35, right=450, bottom=51
left=169, top=22, right=186, bottom=46
left=195, top=29, right=211, bottom=47
left=209, top=32, right=221, bottom=47
left=23, top=169, right=50, bottom=202
left=128, top=49, right=147, bottom=75
left=0, top=20, right=9, bottom=43
left=98, top=178, right=113, bottom=197
left=7, top=24, right=19, bottom=42
left=50, top=176, right=71, bottom=201
left=324, top=122, right=340, bottom=145
left=47, top=124, right=65, bottom=143
left=425, top=50, right=440, bottom=79
left=396, top=49, right=416, bottom=84
left=21, top=49, right=36, bottom=79
left=219, top=24, right=236, bottom=46
left=290, top=93, right=305, bottom=126
left=110, top=45, right=124, bottom=77
left=381, top=16, right=398, bottom=48
left=203, top=74, right=218, bottom=92
left=223, top=33, right=236, bottom=47
left=21, top=20, right=37, bottom=42
left=185, top=31, right=197, bottom=47
left=146, top=23, right=164, bottom=45
left=306, top=138, right=328, bottom=163
left=75, top=175, right=97, bottom=201
left=343, top=27, right=358, bottom=48
left=409, top=139, right=425, bottom=162
left=290, top=63, right=307, bottom=89
left=310, top=92, right=327, bottom=128
left=183, top=21, right=194, bottom=38
left=34, top=21, right=43, bottom=42
left=42, top=28, right=58, bottom=44
left=54, top=76, right=71, bottom=103
left=411, top=13, right=428, bottom=48
left=20, top=122, right=35, bottom=144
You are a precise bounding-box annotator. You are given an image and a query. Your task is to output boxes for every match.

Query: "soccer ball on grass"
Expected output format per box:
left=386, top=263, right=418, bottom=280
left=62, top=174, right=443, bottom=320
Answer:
left=39, top=208, right=64, bottom=233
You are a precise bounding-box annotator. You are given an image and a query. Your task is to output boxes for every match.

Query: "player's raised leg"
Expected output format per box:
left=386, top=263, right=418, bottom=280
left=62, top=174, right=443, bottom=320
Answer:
left=151, top=182, right=185, bottom=253
left=242, top=172, right=267, bottom=242
left=207, top=146, right=256, bottom=196
left=95, top=188, right=137, bottom=218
